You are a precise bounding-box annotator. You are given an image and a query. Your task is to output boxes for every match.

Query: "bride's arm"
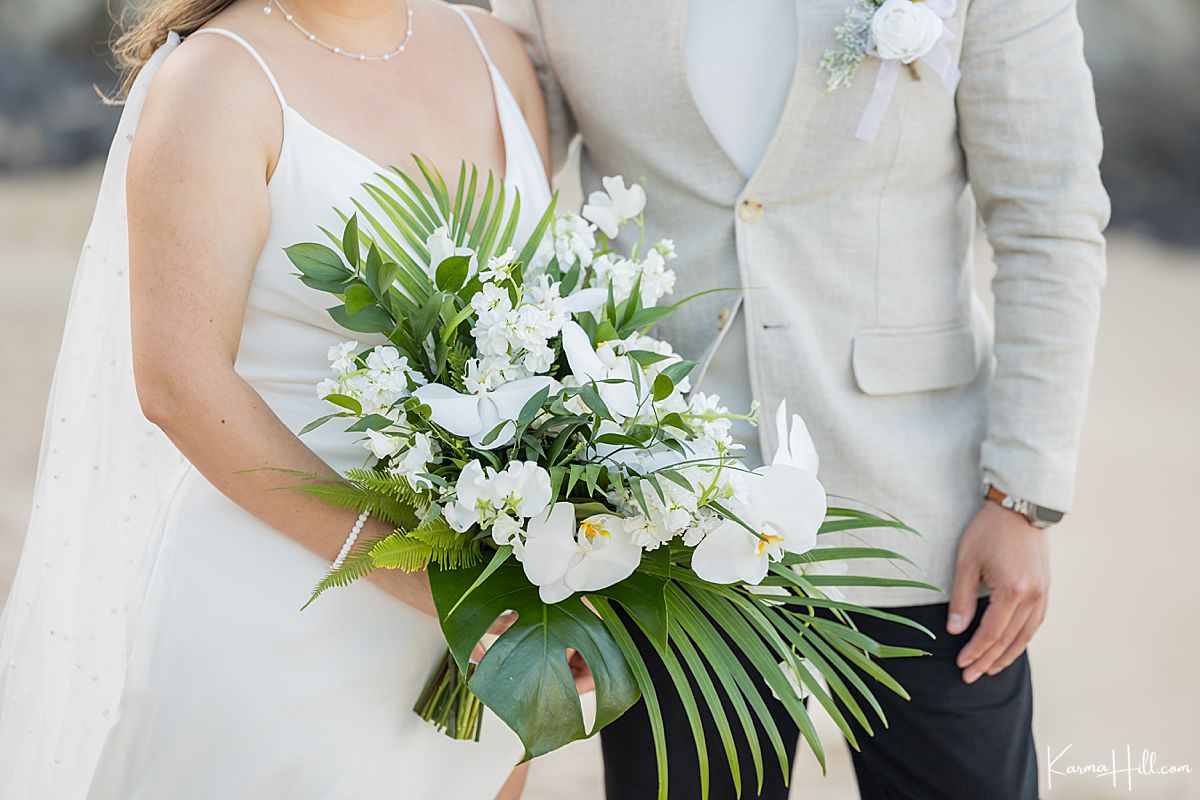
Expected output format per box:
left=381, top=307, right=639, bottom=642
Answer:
left=125, top=38, right=434, bottom=615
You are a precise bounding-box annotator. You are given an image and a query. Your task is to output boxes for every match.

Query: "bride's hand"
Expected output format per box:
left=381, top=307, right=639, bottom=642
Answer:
left=471, top=611, right=519, bottom=663
left=567, top=649, right=594, bottom=694
left=467, top=615, right=593, bottom=694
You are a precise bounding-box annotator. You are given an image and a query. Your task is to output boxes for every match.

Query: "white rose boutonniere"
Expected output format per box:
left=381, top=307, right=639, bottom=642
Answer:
left=820, top=0, right=961, bottom=142
left=869, top=0, right=945, bottom=63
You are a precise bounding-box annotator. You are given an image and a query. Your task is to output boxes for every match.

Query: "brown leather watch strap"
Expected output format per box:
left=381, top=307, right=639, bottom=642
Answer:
left=985, top=485, right=1008, bottom=505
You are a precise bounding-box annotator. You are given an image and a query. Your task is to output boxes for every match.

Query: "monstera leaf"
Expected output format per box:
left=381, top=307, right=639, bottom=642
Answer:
left=428, top=555, right=669, bottom=760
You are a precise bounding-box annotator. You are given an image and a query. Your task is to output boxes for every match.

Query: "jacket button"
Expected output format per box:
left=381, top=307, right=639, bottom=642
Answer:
left=738, top=199, right=764, bottom=224
left=716, top=306, right=731, bottom=329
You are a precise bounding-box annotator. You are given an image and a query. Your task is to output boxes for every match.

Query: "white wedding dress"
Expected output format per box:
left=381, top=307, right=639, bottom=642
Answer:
left=1, top=9, right=548, bottom=800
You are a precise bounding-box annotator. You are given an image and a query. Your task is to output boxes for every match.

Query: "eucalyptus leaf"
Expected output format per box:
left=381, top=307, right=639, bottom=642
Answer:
left=328, top=304, right=394, bottom=335
left=285, top=243, right=350, bottom=281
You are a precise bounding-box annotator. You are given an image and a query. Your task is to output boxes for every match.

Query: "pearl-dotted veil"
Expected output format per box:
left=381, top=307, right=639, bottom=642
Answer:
left=0, top=34, right=188, bottom=798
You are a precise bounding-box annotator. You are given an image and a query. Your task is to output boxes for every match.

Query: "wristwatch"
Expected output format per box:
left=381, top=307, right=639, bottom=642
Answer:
left=984, top=485, right=1065, bottom=529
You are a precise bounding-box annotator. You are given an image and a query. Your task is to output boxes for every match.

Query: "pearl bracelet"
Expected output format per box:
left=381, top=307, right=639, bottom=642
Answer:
left=332, top=511, right=370, bottom=570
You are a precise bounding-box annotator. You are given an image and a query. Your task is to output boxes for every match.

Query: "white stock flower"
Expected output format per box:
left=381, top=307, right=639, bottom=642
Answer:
left=320, top=344, right=424, bottom=416
left=480, top=247, right=518, bottom=283
left=471, top=282, right=513, bottom=326
left=521, top=503, right=642, bottom=603
left=521, top=344, right=555, bottom=375
left=443, top=460, right=552, bottom=533
left=591, top=252, right=676, bottom=308
left=582, top=176, right=647, bottom=238
left=637, top=250, right=676, bottom=306
left=327, top=340, right=359, bottom=376
left=653, top=239, right=677, bottom=260
left=869, top=0, right=944, bottom=64
left=531, top=213, right=597, bottom=273
left=391, top=430, right=438, bottom=491
left=591, top=255, right=639, bottom=303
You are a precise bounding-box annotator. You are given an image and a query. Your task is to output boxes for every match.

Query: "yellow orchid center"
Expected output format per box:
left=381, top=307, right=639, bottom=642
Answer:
left=580, top=520, right=611, bottom=541
left=755, top=532, right=785, bottom=556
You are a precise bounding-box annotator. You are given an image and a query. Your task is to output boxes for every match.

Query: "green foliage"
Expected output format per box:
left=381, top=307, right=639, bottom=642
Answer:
left=428, top=560, right=658, bottom=761
left=302, top=533, right=387, bottom=611
left=284, top=157, right=933, bottom=798
left=292, top=157, right=556, bottom=386
left=371, top=515, right=484, bottom=573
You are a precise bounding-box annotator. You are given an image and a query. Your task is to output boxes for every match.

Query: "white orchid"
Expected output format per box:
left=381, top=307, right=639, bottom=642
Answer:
left=443, top=460, right=552, bottom=533
left=769, top=400, right=819, bottom=473
left=521, top=503, right=642, bottom=603
left=364, top=428, right=403, bottom=459
left=426, top=225, right=477, bottom=276
left=413, top=375, right=552, bottom=450
left=560, top=321, right=640, bottom=419
left=771, top=657, right=822, bottom=703
left=582, top=176, right=647, bottom=238
left=690, top=403, right=826, bottom=585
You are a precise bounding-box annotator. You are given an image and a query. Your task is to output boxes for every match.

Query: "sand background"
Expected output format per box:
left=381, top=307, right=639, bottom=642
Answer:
left=2, top=160, right=1198, bottom=798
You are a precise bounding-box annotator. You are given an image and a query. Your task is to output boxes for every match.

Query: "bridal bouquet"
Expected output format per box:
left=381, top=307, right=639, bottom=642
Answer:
left=284, top=159, right=933, bottom=797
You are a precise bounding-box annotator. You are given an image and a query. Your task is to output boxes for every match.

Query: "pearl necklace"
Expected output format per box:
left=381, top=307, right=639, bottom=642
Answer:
left=262, top=0, right=414, bottom=62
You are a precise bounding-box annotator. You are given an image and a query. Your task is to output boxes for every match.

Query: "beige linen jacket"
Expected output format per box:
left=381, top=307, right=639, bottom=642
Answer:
left=493, top=0, right=1109, bottom=606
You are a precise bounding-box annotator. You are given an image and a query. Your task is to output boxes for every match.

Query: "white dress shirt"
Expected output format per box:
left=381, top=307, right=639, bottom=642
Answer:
left=685, top=0, right=796, bottom=464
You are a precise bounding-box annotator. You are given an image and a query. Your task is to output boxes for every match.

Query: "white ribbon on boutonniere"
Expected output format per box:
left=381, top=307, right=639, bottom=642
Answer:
left=821, top=0, right=961, bottom=143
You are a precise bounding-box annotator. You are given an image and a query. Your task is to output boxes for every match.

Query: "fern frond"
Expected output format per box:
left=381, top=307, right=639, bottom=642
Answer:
left=293, top=477, right=421, bottom=529
left=303, top=534, right=388, bottom=609
left=431, top=538, right=483, bottom=570
left=411, top=516, right=484, bottom=569
left=342, top=467, right=427, bottom=506
left=370, top=533, right=436, bottom=572
left=369, top=518, right=484, bottom=573
left=408, top=516, right=459, bottom=548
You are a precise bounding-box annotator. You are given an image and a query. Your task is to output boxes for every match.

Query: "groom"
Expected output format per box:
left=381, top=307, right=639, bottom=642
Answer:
left=493, top=0, right=1108, bottom=797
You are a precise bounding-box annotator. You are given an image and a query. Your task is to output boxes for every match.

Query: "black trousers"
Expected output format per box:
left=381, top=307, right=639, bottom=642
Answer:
left=599, top=599, right=1037, bottom=800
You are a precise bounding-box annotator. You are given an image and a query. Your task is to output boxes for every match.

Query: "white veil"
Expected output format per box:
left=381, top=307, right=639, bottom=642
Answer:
left=0, top=33, right=188, bottom=798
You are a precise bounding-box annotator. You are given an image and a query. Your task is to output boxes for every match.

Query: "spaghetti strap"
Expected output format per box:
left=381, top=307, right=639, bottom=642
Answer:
left=188, top=28, right=288, bottom=109
left=449, top=5, right=495, bottom=68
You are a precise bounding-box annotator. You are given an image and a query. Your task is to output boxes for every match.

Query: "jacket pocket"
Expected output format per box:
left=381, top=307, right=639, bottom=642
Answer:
left=851, top=323, right=980, bottom=396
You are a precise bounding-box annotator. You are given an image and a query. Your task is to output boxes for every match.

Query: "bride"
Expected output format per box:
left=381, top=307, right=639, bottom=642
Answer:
left=0, top=0, right=558, bottom=797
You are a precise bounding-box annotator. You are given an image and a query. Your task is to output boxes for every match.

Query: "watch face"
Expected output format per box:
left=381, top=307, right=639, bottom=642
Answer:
left=1033, top=506, right=1065, bottom=526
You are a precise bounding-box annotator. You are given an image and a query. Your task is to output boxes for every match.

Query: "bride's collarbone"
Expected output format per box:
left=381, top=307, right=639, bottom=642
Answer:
left=186, top=4, right=509, bottom=183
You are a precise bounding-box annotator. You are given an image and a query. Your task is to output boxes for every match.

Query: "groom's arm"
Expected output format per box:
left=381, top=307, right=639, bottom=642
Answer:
left=947, top=0, right=1109, bottom=680
left=491, top=0, right=579, bottom=172
left=959, top=0, right=1109, bottom=513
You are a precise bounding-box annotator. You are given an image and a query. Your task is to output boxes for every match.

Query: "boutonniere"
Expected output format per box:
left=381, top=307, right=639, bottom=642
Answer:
left=820, top=0, right=961, bottom=142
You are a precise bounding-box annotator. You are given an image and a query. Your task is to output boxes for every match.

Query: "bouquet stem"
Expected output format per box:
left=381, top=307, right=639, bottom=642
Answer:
left=414, top=649, right=485, bottom=741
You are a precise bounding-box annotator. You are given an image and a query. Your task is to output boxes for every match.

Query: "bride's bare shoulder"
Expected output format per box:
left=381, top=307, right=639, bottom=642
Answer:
left=131, top=27, right=283, bottom=180
left=455, top=4, right=549, bottom=164
left=456, top=5, right=543, bottom=107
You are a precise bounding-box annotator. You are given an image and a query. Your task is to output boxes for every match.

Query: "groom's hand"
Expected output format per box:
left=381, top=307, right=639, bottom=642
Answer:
left=947, top=502, right=1051, bottom=684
